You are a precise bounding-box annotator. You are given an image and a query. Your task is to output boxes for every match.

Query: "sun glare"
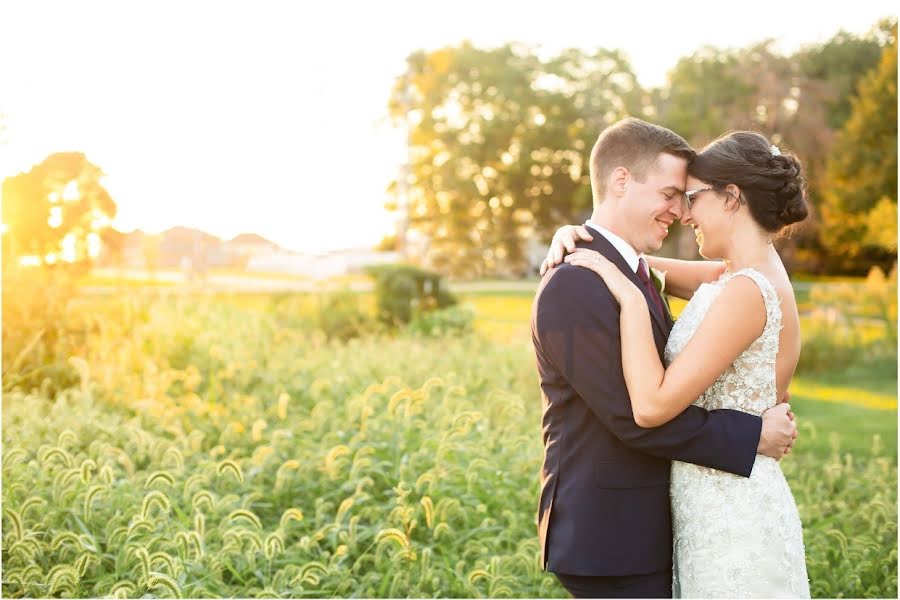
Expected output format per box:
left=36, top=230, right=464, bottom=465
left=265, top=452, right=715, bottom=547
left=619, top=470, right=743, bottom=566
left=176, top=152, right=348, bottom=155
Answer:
left=87, top=232, right=101, bottom=258
left=48, top=206, right=63, bottom=228
left=19, top=256, right=41, bottom=267
left=62, top=180, right=80, bottom=201
left=60, top=233, right=77, bottom=262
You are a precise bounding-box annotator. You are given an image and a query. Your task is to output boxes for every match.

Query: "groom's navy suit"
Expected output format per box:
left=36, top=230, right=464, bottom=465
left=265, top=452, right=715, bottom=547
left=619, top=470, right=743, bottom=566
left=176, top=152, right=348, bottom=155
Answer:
left=531, top=231, right=763, bottom=593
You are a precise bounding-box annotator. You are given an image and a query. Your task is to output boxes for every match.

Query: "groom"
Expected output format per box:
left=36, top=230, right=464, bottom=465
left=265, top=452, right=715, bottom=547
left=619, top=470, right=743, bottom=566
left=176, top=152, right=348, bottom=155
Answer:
left=530, top=118, right=797, bottom=598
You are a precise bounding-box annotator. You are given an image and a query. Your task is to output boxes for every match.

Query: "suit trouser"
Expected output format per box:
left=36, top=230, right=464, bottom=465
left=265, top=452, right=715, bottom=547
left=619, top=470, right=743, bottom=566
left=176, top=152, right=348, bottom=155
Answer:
left=554, top=568, right=673, bottom=598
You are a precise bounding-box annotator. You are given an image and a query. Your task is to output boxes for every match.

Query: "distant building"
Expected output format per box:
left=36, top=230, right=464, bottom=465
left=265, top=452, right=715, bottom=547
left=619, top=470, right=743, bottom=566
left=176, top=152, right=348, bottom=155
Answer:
left=327, top=248, right=403, bottom=273
left=523, top=235, right=550, bottom=276
left=95, top=229, right=147, bottom=268
left=99, top=227, right=281, bottom=270
left=247, top=247, right=401, bottom=278
left=157, top=226, right=230, bottom=269
left=245, top=249, right=312, bottom=275
left=224, top=233, right=281, bottom=268
left=97, top=226, right=400, bottom=277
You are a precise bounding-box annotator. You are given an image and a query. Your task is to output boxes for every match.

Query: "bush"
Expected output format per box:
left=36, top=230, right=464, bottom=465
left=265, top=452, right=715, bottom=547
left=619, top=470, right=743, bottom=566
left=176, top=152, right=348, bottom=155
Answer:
left=797, top=322, right=865, bottom=374
left=313, top=288, right=373, bottom=342
left=365, top=263, right=457, bottom=327
left=1, top=263, right=82, bottom=394
left=407, top=304, right=475, bottom=337
left=797, top=265, right=898, bottom=374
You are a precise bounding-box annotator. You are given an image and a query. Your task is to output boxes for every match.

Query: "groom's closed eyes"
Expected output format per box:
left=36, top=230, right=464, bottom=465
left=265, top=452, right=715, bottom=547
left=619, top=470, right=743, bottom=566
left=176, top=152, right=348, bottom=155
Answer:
left=658, top=185, right=686, bottom=202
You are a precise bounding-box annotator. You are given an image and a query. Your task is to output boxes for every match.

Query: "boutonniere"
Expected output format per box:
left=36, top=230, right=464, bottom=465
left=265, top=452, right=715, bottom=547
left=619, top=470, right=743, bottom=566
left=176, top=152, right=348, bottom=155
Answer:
left=649, top=267, right=666, bottom=295
left=649, top=267, right=676, bottom=323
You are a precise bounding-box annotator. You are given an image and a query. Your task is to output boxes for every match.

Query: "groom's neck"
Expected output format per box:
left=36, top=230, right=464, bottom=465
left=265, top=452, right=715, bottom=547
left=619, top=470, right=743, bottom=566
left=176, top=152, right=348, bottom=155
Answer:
left=589, top=207, right=634, bottom=248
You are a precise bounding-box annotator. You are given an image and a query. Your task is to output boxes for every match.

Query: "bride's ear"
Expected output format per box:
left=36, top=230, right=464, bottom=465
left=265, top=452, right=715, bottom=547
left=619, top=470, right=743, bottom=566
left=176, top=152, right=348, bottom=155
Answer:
left=724, top=184, right=743, bottom=212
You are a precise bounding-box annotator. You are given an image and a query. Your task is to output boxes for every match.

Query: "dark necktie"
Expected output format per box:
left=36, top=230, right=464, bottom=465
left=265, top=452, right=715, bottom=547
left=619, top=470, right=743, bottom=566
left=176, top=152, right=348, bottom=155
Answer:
left=637, top=257, right=665, bottom=319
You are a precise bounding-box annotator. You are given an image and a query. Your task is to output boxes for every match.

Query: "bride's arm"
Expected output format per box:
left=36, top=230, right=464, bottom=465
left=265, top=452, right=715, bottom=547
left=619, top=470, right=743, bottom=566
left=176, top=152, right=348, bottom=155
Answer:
left=644, top=256, right=727, bottom=300
left=540, top=224, right=727, bottom=300
left=620, top=276, right=767, bottom=426
left=563, top=249, right=767, bottom=427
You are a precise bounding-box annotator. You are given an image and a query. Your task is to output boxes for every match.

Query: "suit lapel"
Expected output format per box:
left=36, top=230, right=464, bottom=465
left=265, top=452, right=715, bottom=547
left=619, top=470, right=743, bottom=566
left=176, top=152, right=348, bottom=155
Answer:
left=582, top=234, right=671, bottom=339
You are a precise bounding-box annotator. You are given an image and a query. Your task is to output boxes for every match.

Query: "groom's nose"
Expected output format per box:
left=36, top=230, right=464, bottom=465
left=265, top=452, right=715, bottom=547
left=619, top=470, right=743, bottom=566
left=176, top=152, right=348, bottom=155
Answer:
left=669, top=197, right=684, bottom=220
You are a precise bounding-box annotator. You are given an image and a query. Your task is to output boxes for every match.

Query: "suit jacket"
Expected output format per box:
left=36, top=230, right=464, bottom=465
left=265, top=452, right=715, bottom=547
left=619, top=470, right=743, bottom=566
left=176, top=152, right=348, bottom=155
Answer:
left=531, top=232, right=762, bottom=576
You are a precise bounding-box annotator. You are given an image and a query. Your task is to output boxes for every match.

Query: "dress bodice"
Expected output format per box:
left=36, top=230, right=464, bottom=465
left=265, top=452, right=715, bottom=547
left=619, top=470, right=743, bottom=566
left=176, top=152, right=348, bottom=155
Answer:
left=664, top=267, right=784, bottom=416
left=665, top=268, right=810, bottom=598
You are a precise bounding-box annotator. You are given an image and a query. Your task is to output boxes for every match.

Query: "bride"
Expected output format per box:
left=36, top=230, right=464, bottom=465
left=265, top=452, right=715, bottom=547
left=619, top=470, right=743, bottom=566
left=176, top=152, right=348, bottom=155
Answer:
left=542, top=131, right=811, bottom=598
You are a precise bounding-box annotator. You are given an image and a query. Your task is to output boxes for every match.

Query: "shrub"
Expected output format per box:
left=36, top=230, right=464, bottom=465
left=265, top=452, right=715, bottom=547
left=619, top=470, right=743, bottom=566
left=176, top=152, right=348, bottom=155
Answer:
left=2, top=264, right=81, bottom=394
left=407, top=304, right=475, bottom=338
left=797, top=322, right=865, bottom=374
left=313, top=288, right=372, bottom=342
left=365, top=264, right=457, bottom=327
left=797, top=264, right=897, bottom=374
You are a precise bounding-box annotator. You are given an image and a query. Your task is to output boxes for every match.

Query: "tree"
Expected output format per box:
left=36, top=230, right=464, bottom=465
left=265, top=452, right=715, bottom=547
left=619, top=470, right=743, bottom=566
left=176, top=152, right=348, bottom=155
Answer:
left=655, top=41, right=826, bottom=147
left=387, top=42, right=642, bottom=277
left=795, top=19, right=893, bottom=130
left=654, top=45, right=756, bottom=144
left=820, top=23, right=897, bottom=271
left=789, top=23, right=893, bottom=272
left=2, top=152, right=117, bottom=269
left=387, top=24, right=897, bottom=277
left=656, top=41, right=834, bottom=266
left=654, top=29, right=896, bottom=273
left=375, top=233, right=399, bottom=252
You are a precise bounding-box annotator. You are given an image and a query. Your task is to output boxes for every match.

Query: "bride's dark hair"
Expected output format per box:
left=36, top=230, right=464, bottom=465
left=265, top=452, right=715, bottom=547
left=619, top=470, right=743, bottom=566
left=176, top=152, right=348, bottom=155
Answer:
left=688, top=131, right=809, bottom=235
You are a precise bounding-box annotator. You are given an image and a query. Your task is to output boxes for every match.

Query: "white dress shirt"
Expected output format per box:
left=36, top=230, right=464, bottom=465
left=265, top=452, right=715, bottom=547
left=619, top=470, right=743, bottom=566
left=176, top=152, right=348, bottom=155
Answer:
left=584, top=220, right=644, bottom=274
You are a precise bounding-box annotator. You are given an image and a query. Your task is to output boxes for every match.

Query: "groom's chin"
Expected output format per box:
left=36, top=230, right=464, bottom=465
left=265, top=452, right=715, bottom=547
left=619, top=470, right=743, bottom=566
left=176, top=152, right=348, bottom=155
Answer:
left=644, top=239, right=664, bottom=254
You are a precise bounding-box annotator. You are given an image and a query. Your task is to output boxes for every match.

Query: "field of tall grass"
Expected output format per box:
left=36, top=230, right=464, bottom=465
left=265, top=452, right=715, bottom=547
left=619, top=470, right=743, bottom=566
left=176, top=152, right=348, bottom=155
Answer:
left=2, top=265, right=897, bottom=598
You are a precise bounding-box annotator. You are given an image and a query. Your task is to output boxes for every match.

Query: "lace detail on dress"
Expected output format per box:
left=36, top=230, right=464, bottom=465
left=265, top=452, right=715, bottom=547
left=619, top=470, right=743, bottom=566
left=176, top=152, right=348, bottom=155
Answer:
left=664, top=267, right=811, bottom=598
left=664, top=268, right=784, bottom=417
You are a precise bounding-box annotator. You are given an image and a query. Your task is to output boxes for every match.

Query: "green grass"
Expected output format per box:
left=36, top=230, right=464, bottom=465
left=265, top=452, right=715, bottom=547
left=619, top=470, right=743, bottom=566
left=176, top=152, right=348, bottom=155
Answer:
left=790, top=394, right=896, bottom=459
left=1, top=284, right=896, bottom=598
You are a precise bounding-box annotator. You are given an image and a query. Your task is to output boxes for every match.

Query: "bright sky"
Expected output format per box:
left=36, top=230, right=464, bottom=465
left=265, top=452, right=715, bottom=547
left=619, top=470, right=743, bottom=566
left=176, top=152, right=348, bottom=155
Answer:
left=0, top=0, right=895, bottom=253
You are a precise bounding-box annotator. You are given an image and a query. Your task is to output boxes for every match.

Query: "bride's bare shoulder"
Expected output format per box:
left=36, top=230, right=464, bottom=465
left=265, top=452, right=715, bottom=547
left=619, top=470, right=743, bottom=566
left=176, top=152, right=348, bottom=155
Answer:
left=760, top=266, right=797, bottom=306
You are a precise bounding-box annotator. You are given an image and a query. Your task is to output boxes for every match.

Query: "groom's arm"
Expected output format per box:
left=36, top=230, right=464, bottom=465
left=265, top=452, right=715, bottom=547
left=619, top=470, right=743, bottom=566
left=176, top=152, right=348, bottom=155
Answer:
left=536, top=265, right=761, bottom=477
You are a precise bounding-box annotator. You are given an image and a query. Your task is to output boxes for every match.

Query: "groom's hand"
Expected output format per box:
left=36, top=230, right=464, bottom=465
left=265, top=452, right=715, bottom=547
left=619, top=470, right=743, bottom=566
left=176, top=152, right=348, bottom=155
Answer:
left=777, top=390, right=799, bottom=454
left=758, top=402, right=797, bottom=460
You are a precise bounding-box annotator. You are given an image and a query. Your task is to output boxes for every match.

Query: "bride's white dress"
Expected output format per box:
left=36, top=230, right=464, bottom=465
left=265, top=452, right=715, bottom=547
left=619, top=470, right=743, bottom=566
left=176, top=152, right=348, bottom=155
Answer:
left=664, top=268, right=811, bottom=598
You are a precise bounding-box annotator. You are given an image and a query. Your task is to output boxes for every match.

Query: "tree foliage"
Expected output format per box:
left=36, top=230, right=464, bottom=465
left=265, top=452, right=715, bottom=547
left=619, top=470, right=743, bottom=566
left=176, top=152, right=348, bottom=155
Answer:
left=655, top=41, right=836, bottom=264
left=2, top=152, right=117, bottom=269
left=795, top=25, right=886, bottom=129
left=820, top=22, right=897, bottom=269
left=387, top=22, right=897, bottom=277
left=388, top=42, right=641, bottom=277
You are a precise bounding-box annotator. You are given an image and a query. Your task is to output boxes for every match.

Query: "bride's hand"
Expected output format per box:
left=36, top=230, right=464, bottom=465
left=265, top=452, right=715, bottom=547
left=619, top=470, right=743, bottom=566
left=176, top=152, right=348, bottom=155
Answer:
left=539, top=224, right=594, bottom=275
left=564, top=249, right=645, bottom=306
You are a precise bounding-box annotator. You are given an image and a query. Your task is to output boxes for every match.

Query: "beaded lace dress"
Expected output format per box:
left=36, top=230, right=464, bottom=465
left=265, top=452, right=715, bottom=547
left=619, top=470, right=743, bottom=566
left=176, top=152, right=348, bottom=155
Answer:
left=664, top=268, right=810, bottom=598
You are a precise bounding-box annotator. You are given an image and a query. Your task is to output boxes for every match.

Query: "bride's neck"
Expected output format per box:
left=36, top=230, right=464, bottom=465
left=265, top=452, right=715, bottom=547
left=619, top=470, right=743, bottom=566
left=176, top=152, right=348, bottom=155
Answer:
left=723, top=242, right=777, bottom=273
left=719, top=219, right=778, bottom=272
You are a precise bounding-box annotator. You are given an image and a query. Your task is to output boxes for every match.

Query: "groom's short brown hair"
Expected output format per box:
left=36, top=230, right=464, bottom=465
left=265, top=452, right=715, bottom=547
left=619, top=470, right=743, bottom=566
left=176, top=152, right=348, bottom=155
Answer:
left=589, top=117, right=695, bottom=202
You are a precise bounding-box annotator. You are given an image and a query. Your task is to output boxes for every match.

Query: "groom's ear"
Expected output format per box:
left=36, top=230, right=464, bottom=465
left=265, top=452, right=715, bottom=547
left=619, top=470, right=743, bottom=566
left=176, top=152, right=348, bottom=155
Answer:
left=609, top=166, right=629, bottom=197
